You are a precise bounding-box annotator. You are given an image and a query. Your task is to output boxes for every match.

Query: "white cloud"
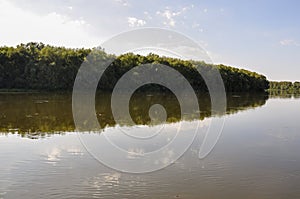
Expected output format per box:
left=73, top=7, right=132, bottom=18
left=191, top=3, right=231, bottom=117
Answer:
left=192, top=22, right=204, bottom=32
left=143, top=11, right=152, bottom=20
left=115, top=0, right=129, bottom=7
left=279, top=39, right=300, bottom=46
left=192, top=22, right=200, bottom=28
left=156, top=10, right=177, bottom=27
left=156, top=5, right=194, bottom=27
left=0, top=0, right=101, bottom=48
left=127, top=17, right=146, bottom=27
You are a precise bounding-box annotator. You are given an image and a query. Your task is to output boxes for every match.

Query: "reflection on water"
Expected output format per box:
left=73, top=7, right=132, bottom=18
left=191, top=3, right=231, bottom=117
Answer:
left=1, top=92, right=300, bottom=198
left=0, top=92, right=268, bottom=137
left=268, top=89, right=300, bottom=99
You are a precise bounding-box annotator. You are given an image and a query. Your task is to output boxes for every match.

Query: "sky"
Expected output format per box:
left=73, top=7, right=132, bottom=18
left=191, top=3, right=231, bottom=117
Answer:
left=0, top=0, right=300, bottom=81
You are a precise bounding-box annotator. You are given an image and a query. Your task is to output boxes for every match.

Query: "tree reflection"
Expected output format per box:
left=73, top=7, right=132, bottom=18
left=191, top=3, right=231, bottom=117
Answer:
left=0, top=92, right=269, bottom=138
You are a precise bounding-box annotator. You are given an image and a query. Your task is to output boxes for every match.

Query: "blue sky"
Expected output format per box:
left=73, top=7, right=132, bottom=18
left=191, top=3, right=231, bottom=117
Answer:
left=1, top=0, right=299, bottom=81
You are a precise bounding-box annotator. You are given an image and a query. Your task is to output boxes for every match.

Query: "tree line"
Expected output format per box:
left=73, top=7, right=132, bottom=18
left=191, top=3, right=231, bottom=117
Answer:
left=0, top=42, right=269, bottom=92
left=269, top=81, right=300, bottom=92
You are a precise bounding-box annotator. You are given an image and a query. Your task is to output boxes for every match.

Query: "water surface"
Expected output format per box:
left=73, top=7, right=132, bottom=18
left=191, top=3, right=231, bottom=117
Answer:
left=0, top=92, right=299, bottom=198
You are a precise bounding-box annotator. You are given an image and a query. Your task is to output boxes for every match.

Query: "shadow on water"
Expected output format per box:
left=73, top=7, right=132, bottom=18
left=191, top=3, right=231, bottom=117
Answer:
left=0, top=91, right=270, bottom=138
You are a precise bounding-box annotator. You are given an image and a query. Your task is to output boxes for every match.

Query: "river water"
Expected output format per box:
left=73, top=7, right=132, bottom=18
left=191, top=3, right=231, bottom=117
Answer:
left=0, top=92, right=299, bottom=198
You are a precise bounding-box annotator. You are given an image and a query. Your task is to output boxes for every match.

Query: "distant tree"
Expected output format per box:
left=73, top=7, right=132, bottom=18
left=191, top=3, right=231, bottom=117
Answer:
left=0, top=43, right=269, bottom=92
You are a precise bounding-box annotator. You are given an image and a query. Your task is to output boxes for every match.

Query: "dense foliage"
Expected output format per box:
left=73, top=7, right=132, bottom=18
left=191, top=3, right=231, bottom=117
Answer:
left=269, top=81, right=300, bottom=93
left=0, top=42, right=269, bottom=92
left=0, top=42, right=91, bottom=90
